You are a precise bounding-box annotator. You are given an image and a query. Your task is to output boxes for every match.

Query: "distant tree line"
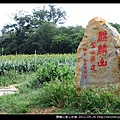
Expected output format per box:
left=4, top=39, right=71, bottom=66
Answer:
left=0, top=4, right=119, bottom=55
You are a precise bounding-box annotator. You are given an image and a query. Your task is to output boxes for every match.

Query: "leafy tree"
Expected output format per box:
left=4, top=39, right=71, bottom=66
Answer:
left=0, top=4, right=86, bottom=55
left=109, top=22, right=120, bottom=33
left=51, top=25, right=85, bottom=53
left=51, top=33, right=72, bottom=54
left=33, top=4, right=67, bottom=24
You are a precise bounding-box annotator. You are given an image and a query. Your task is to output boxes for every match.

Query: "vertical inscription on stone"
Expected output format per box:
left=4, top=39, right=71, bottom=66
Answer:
left=83, top=48, right=87, bottom=79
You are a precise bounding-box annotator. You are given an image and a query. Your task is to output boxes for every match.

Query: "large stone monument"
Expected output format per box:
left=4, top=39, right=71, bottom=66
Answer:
left=75, top=16, right=120, bottom=92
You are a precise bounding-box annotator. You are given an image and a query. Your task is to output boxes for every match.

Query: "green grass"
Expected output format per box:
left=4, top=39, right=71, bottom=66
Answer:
left=0, top=54, right=120, bottom=114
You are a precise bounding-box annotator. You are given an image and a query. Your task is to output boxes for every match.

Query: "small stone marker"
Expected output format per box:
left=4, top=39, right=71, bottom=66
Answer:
left=75, top=16, right=120, bottom=92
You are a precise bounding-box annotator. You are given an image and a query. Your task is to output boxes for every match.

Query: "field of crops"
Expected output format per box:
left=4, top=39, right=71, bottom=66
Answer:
left=0, top=53, right=76, bottom=87
left=0, top=53, right=120, bottom=114
left=0, top=54, right=76, bottom=75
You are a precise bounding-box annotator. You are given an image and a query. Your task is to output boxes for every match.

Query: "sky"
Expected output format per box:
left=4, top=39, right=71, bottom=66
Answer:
left=0, top=3, right=120, bottom=31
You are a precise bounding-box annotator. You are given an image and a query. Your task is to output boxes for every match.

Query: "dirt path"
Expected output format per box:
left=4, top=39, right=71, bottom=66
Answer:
left=26, top=107, right=60, bottom=114
left=0, top=84, right=59, bottom=114
left=0, top=84, right=20, bottom=96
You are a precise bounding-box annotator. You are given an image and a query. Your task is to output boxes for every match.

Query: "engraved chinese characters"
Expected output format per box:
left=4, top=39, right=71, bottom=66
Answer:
left=75, top=17, right=120, bottom=92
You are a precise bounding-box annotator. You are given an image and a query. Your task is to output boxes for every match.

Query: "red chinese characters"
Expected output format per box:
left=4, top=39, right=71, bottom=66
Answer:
left=90, top=42, right=97, bottom=72
left=90, top=42, right=96, bottom=48
left=97, top=44, right=107, bottom=55
left=97, top=31, right=107, bottom=42
left=91, top=56, right=95, bottom=63
left=83, top=48, right=87, bottom=79
left=91, top=64, right=97, bottom=72
left=98, top=57, right=107, bottom=66
left=90, top=50, right=96, bottom=54
left=90, top=30, right=108, bottom=72
left=97, top=30, right=108, bottom=66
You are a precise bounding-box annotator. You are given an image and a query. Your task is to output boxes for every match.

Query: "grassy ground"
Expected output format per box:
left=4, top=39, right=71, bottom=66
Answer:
left=0, top=70, right=120, bottom=114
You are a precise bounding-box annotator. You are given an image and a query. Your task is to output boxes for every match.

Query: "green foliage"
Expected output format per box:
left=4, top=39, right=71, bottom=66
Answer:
left=77, top=88, right=120, bottom=113
left=52, top=34, right=72, bottom=53
left=31, top=60, right=75, bottom=88
left=33, top=4, right=67, bottom=24
left=0, top=58, right=38, bottom=75
left=0, top=54, right=120, bottom=114
left=109, top=22, right=120, bottom=34
left=30, top=78, right=76, bottom=109
left=33, top=81, right=120, bottom=113
left=0, top=4, right=85, bottom=55
left=0, top=54, right=76, bottom=75
left=0, top=92, right=33, bottom=113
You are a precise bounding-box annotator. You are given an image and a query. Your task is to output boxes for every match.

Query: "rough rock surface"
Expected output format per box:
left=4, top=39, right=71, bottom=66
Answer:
left=75, top=16, right=120, bottom=92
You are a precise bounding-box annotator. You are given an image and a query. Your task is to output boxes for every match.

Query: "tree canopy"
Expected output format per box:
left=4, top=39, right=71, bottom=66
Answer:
left=0, top=4, right=119, bottom=55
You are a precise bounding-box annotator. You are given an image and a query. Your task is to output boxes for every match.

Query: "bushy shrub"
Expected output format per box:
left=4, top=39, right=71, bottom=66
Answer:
left=32, top=81, right=120, bottom=113
left=31, top=78, right=77, bottom=109
left=77, top=88, right=120, bottom=113
left=31, top=61, right=75, bottom=88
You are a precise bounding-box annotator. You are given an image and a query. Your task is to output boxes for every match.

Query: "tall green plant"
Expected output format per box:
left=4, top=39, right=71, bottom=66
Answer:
left=31, top=61, right=75, bottom=88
